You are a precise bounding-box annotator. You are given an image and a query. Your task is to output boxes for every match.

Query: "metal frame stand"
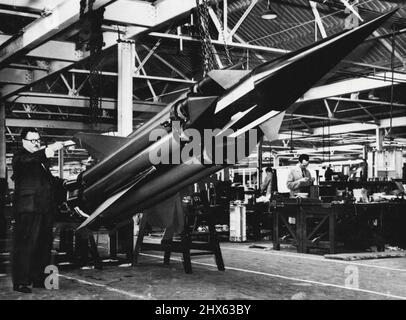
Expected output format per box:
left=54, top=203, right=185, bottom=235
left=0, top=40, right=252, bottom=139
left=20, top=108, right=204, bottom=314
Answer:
left=132, top=209, right=225, bottom=274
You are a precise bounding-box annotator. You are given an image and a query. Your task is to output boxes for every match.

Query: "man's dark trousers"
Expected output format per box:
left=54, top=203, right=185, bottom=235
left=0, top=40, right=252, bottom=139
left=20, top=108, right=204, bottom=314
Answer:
left=12, top=210, right=53, bottom=286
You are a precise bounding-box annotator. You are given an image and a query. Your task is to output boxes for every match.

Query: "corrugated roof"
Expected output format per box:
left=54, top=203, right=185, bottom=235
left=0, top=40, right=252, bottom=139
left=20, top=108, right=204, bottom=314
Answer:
left=146, top=0, right=406, bottom=84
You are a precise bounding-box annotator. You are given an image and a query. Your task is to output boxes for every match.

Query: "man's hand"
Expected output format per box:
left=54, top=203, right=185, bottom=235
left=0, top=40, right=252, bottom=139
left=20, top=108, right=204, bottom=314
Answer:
left=45, top=142, right=64, bottom=158
left=49, top=142, right=64, bottom=152
left=300, top=177, right=315, bottom=186
left=299, top=177, right=311, bottom=185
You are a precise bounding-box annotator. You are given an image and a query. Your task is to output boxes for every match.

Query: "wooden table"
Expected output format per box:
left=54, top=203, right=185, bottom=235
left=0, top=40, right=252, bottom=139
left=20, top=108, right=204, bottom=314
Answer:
left=271, top=199, right=405, bottom=254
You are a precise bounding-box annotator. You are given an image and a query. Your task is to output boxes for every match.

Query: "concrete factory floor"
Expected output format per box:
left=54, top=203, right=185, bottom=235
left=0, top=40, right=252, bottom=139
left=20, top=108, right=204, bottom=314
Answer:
left=1, top=241, right=406, bottom=300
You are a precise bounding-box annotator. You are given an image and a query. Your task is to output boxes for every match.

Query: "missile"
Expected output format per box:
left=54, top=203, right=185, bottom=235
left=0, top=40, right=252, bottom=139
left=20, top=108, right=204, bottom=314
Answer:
left=67, top=10, right=396, bottom=230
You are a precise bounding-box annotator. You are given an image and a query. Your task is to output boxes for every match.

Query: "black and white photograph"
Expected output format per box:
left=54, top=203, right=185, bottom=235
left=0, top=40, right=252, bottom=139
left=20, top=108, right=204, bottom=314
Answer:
left=0, top=0, right=406, bottom=306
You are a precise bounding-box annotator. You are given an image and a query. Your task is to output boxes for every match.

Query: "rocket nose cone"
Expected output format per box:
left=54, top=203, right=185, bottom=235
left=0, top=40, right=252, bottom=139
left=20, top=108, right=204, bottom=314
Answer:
left=250, top=8, right=399, bottom=111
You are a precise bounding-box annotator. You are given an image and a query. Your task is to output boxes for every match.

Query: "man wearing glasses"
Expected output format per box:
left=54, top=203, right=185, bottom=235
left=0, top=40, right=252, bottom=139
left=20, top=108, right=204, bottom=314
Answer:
left=11, top=128, right=64, bottom=293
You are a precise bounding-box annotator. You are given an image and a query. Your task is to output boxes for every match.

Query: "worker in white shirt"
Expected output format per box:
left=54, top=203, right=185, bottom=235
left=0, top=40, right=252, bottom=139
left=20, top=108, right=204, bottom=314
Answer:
left=286, top=154, right=315, bottom=198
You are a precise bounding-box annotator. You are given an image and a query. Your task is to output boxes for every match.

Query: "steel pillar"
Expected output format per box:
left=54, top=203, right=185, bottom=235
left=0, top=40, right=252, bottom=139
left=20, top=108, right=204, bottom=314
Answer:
left=117, top=40, right=135, bottom=137
left=273, top=155, right=280, bottom=167
left=0, top=103, right=6, bottom=230
left=257, top=137, right=263, bottom=188
left=58, top=148, right=64, bottom=179
left=376, top=128, right=384, bottom=152
left=0, top=104, right=5, bottom=181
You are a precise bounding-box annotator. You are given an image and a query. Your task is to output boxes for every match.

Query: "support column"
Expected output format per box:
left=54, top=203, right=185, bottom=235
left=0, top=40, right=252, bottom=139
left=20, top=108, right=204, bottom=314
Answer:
left=117, top=41, right=136, bottom=262
left=0, top=104, right=5, bottom=182
left=58, top=149, right=64, bottom=179
left=223, top=0, right=228, bottom=40
left=373, top=128, right=385, bottom=178
left=376, top=128, right=384, bottom=152
left=257, top=137, right=263, bottom=189
left=117, top=40, right=135, bottom=137
left=273, top=155, right=280, bottom=168
left=0, top=104, right=6, bottom=195
left=0, top=103, right=6, bottom=243
left=362, top=146, right=368, bottom=160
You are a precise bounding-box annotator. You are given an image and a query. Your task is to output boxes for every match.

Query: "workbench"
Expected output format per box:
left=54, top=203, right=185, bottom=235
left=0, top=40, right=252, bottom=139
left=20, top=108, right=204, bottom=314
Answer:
left=271, top=199, right=406, bottom=254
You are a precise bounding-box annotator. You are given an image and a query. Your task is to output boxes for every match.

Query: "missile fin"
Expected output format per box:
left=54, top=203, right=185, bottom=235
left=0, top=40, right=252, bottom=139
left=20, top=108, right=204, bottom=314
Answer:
left=208, top=70, right=250, bottom=90
left=186, top=96, right=218, bottom=124
left=77, top=183, right=133, bottom=230
left=259, top=111, right=286, bottom=141
left=74, top=133, right=131, bottom=161
left=229, top=109, right=280, bottom=138
left=78, top=166, right=156, bottom=230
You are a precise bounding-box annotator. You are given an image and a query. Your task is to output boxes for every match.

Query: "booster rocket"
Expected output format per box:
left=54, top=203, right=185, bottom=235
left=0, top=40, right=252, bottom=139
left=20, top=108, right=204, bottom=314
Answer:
left=65, top=10, right=396, bottom=230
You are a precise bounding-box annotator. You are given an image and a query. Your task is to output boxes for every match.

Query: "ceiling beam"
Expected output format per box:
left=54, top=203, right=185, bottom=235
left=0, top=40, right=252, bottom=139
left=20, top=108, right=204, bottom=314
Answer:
left=8, top=92, right=166, bottom=113
left=103, top=0, right=156, bottom=27
left=0, top=0, right=116, bottom=68
left=0, top=0, right=200, bottom=100
left=1, top=60, right=73, bottom=97
left=288, top=113, right=377, bottom=125
left=227, top=0, right=258, bottom=41
left=296, top=71, right=406, bottom=103
left=5, top=118, right=116, bottom=132
left=0, top=65, right=196, bottom=85
left=140, top=44, right=191, bottom=80
left=280, top=144, right=365, bottom=155
left=0, top=8, right=40, bottom=18
left=282, top=109, right=406, bottom=131
left=277, top=132, right=312, bottom=140
left=8, top=63, right=49, bottom=71
left=357, top=103, right=378, bottom=123
left=311, top=116, right=406, bottom=135
left=372, top=30, right=404, bottom=65
left=342, top=60, right=406, bottom=74
left=0, top=68, right=46, bottom=85
left=0, top=34, right=88, bottom=62
left=310, top=1, right=327, bottom=39
left=0, top=0, right=64, bottom=13
left=149, top=31, right=290, bottom=54
left=327, top=97, right=406, bottom=108
left=206, top=5, right=268, bottom=63
left=69, top=68, right=196, bottom=84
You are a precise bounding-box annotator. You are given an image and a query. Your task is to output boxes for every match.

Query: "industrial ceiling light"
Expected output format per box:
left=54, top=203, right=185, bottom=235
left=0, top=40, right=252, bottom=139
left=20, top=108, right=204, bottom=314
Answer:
left=261, top=0, right=277, bottom=20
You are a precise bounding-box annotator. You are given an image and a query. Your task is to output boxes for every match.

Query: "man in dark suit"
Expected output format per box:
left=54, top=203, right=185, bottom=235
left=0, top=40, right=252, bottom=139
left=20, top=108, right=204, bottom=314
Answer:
left=11, top=128, right=64, bottom=293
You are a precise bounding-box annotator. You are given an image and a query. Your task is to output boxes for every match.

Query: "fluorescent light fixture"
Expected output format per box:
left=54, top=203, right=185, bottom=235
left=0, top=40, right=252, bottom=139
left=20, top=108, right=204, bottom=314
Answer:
left=261, top=0, right=277, bottom=20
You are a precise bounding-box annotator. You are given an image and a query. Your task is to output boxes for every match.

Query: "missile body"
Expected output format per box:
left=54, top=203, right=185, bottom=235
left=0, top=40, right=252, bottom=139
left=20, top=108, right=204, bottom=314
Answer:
left=81, top=76, right=226, bottom=187
left=68, top=11, right=396, bottom=230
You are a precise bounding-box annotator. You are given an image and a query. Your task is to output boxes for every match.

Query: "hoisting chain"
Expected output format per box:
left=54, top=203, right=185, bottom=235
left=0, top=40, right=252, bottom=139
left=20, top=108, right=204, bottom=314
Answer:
left=195, top=0, right=218, bottom=75
left=214, top=1, right=233, bottom=67
left=78, top=0, right=104, bottom=123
